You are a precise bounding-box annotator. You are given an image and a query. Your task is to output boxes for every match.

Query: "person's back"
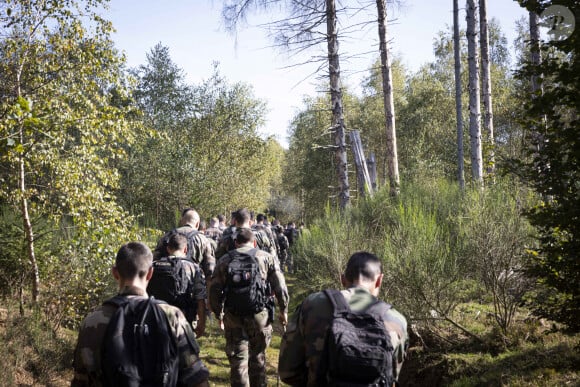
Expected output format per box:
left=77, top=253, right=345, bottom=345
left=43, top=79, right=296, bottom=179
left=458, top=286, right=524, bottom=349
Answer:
left=278, top=252, right=408, bottom=386
left=72, top=242, right=209, bottom=387
left=154, top=208, right=216, bottom=278
left=209, top=227, right=289, bottom=387
left=148, top=233, right=207, bottom=335
left=205, top=217, right=223, bottom=243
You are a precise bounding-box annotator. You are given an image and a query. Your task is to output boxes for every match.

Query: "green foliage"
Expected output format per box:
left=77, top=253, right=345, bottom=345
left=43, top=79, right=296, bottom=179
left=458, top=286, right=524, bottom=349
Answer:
left=283, top=95, right=336, bottom=220
left=516, top=0, right=580, bottom=332
left=459, top=181, right=536, bottom=334
left=0, top=0, right=137, bottom=322
left=123, top=52, right=277, bottom=228
left=292, top=177, right=535, bottom=337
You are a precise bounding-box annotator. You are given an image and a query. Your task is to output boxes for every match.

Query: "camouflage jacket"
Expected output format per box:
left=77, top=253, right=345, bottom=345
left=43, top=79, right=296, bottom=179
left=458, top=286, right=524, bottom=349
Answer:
left=209, top=246, right=289, bottom=320
left=278, top=287, right=408, bottom=386
left=204, top=226, right=223, bottom=243
left=71, top=286, right=209, bottom=387
left=154, top=224, right=216, bottom=278
left=214, top=225, right=235, bottom=259
left=252, top=224, right=278, bottom=258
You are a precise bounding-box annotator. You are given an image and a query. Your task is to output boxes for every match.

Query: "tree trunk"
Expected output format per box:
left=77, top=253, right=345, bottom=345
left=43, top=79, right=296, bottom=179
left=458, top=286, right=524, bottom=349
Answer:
left=466, top=0, right=483, bottom=185
left=479, top=0, right=495, bottom=176
left=376, top=0, right=400, bottom=196
left=326, top=0, right=350, bottom=209
left=16, top=69, right=40, bottom=305
left=453, top=0, right=465, bottom=190
left=529, top=11, right=542, bottom=95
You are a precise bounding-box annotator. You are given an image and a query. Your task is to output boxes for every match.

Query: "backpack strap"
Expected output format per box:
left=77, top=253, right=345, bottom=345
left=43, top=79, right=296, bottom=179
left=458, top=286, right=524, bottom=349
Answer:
left=102, top=294, right=130, bottom=308
left=323, top=289, right=350, bottom=316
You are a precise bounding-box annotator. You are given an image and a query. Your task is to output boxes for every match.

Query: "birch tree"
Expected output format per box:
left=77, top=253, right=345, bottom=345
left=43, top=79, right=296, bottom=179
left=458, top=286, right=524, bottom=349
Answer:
left=479, top=0, right=495, bottom=175
left=453, top=0, right=465, bottom=189
left=376, top=0, right=400, bottom=196
left=466, top=0, right=483, bottom=184
left=0, top=0, right=135, bottom=308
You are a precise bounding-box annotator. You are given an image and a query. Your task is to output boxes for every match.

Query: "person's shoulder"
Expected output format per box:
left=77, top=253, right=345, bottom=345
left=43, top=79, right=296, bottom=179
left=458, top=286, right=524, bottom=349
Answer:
left=384, top=306, right=407, bottom=326
left=156, top=301, right=188, bottom=327
left=80, top=304, right=112, bottom=330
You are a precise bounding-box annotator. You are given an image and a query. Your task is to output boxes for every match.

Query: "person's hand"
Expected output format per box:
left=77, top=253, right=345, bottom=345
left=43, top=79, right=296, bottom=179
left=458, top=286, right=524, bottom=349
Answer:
left=219, top=319, right=225, bottom=331
left=278, top=312, right=288, bottom=328
left=195, top=319, right=206, bottom=337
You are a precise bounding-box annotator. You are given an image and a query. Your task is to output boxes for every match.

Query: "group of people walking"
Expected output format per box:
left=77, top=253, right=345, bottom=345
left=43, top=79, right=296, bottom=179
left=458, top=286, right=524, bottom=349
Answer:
left=71, top=207, right=408, bottom=387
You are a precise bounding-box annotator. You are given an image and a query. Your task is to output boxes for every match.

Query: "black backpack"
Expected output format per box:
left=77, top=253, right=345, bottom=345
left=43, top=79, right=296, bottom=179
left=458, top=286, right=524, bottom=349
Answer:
left=100, top=296, right=180, bottom=387
left=224, top=248, right=270, bottom=316
left=147, top=256, right=194, bottom=312
left=317, top=289, right=394, bottom=387
left=155, top=228, right=199, bottom=262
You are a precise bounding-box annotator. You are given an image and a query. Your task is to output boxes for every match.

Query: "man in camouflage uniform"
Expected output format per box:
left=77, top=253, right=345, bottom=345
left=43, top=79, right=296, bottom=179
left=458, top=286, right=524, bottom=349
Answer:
left=204, top=216, right=223, bottom=245
left=210, top=228, right=289, bottom=387
left=148, top=233, right=207, bottom=336
left=72, top=242, right=209, bottom=387
left=252, top=213, right=278, bottom=259
left=274, top=225, right=290, bottom=273
left=278, top=251, right=408, bottom=386
left=154, top=208, right=216, bottom=278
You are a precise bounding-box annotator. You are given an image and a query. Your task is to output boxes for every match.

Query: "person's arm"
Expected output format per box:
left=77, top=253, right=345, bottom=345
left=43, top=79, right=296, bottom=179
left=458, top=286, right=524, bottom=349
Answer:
left=278, top=303, right=307, bottom=385
left=266, top=255, right=289, bottom=320
left=195, top=299, right=206, bottom=337
left=208, top=258, right=226, bottom=321
left=201, top=238, right=216, bottom=279
left=168, top=307, right=210, bottom=387
left=384, top=308, right=409, bottom=382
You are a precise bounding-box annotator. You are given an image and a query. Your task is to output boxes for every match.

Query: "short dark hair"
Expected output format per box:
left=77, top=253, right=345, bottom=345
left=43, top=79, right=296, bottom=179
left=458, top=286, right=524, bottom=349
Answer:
left=167, top=233, right=188, bottom=254
left=115, top=242, right=153, bottom=279
left=344, top=251, right=382, bottom=282
left=256, top=213, right=266, bottom=222
left=232, top=208, right=251, bottom=226
left=217, top=214, right=225, bottom=222
left=234, top=227, right=254, bottom=244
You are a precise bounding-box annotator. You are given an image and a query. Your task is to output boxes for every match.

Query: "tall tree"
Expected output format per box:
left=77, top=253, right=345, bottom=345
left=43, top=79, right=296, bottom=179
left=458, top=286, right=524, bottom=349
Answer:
left=479, top=0, right=495, bottom=175
left=0, top=0, right=135, bottom=306
left=453, top=0, right=465, bottom=189
left=123, top=43, right=196, bottom=228
left=222, top=0, right=350, bottom=210
left=376, top=0, right=400, bottom=196
left=326, top=0, right=350, bottom=208
left=466, top=0, right=483, bottom=184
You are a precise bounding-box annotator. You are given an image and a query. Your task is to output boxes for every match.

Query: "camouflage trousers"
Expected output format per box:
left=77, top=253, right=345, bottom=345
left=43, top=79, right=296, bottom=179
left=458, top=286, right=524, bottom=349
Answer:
left=223, top=308, right=272, bottom=387
left=279, top=251, right=292, bottom=273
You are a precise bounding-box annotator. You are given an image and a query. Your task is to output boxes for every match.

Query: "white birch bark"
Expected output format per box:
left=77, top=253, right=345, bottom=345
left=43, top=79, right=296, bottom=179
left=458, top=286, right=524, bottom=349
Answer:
left=454, top=0, right=465, bottom=189
left=479, top=0, right=495, bottom=175
left=466, top=0, right=483, bottom=185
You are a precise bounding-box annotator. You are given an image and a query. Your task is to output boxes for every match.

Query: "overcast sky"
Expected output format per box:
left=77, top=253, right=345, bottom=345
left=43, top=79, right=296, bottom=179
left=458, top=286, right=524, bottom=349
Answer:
left=107, top=1, right=528, bottom=148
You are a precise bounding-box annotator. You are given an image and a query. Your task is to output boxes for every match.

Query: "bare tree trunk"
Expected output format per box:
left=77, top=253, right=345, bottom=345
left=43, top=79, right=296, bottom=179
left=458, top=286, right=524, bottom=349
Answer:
left=453, top=0, right=465, bottom=190
left=529, top=11, right=542, bottom=95
left=466, top=0, right=483, bottom=185
left=376, top=0, right=400, bottom=196
left=528, top=10, right=546, bottom=160
left=326, top=0, right=349, bottom=209
left=479, top=0, right=495, bottom=176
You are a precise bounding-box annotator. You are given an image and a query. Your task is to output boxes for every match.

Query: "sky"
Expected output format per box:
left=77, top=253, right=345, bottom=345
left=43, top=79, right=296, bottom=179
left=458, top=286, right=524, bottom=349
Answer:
left=107, top=1, right=528, bottom=148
